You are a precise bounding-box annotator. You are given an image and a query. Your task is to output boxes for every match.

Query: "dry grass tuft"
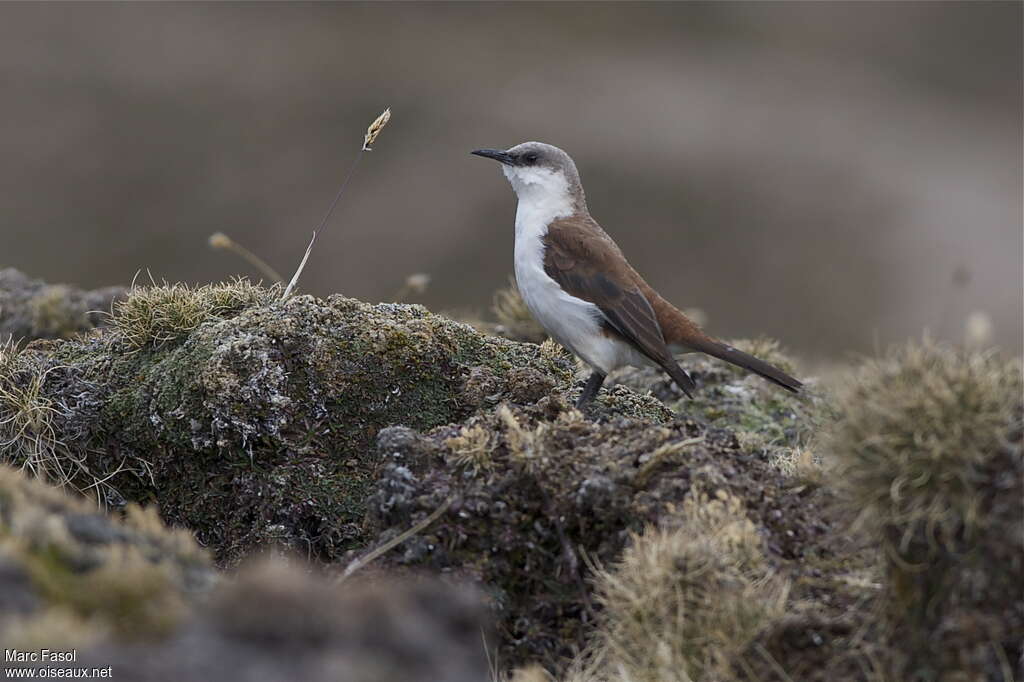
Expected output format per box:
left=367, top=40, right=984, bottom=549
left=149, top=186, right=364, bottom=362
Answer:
left=828, top=339, right=1023, bottom=678
left=829, top=340, right=1019, bottom=550
left=576, top=489, right=790, bottom=682
left=112, top=278, right=278, bottom=349
left=0, top=340, right=153, bottom=499
left=497, top=404, right=553, bottom=472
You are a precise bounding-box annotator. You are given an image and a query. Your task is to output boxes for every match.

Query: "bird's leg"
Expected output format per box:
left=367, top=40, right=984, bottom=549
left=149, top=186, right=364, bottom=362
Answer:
left=575, top=371, right=606, bottom=409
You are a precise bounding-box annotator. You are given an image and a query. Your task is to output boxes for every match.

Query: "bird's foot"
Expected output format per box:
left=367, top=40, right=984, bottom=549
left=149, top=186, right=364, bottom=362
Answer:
left=574, top=371, right=607, bottom=411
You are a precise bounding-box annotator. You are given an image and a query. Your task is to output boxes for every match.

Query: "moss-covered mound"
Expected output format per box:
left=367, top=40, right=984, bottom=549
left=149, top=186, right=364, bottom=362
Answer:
left=0, top=465, right=213, bottom=649
left=74, top=557, right=491, bottom=682
left=363, top=380, right=832, bottom=669
left=0, top=268, right=125, bottom=343
left=7, top=277, right=915, bottom=680
left=0, top=465, right=490, bottom=682
left=0, top=282, right=671, bottom=565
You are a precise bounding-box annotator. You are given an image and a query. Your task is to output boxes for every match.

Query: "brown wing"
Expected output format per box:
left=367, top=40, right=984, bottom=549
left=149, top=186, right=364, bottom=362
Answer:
left=544, top=215, right=798, bottom=397
left=543, top=215, right=674, bottom=368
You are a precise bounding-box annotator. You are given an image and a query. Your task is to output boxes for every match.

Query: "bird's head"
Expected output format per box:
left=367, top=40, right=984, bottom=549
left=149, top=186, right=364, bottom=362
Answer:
left=472, top=141, right=584, bottom=209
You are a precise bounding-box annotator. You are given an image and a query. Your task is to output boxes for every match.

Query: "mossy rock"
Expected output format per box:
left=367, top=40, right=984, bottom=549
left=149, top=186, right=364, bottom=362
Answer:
left=1, top=283, right=673, bottom=565
left=0, top=467, right=490, bottom=681
left=0, top=268, right=125, bottom=343
left=364, top=391, right=835, bottom=670
left=0, top=465, right=213, bottom=649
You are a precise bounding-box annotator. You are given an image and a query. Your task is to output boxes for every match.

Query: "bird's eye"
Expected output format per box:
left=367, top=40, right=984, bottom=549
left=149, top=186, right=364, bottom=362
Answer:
left=522, top=152, right=539, bottom=164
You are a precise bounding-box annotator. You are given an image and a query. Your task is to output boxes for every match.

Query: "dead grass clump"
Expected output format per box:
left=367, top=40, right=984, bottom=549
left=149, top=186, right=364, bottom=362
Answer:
left=112, top=278, right=279, bottom=349
left=446, top=423, right=495, bottom=473
left=828, top=340, right=1023, bottom=679
left=581, top=489, right=790, bottom=682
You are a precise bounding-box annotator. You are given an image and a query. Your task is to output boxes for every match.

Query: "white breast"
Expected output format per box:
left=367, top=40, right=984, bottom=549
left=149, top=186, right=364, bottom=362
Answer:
left=508, top=170, right=642, bottom=375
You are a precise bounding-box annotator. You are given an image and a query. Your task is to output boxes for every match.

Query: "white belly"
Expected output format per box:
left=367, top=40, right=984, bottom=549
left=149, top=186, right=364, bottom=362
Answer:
left=513, top=219, right=646, bottom=375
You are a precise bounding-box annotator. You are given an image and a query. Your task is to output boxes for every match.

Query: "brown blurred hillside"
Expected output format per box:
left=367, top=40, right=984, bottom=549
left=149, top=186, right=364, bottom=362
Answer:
left=0, top=2, right=1020, bottom=360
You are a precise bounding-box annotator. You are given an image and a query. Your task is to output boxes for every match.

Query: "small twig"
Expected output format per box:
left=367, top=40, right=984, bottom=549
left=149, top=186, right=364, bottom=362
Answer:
left=208, top=232, right=283, bottom=282
left=282, top=107, right=390, bottom=299
left=337, top=494, right=453, bottom=583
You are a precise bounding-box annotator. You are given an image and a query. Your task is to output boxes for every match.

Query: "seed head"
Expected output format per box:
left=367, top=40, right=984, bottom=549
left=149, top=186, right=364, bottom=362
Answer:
left=363, top=107, right=391, bottom=151
left=208, top=232, right=232, bottom=250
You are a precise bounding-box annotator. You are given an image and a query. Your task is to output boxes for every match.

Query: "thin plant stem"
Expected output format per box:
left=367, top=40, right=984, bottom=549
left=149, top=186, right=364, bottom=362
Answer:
left=209, top=232, right=283, bottom=283
left=282, top=150, right=364, bottom=299
left=282, top=107, right=389, bottom=299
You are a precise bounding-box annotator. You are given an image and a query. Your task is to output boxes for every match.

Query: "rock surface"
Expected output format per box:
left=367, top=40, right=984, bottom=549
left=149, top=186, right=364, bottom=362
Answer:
left=0, top=268, right=125, bottom=343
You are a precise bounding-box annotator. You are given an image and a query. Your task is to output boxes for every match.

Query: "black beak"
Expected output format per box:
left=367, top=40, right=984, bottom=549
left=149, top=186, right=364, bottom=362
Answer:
left=471, top=148, right=515, bottom=165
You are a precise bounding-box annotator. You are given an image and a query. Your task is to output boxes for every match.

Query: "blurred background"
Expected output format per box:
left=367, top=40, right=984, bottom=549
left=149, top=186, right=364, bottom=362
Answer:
left=0, top=2, right=1020, bottom=361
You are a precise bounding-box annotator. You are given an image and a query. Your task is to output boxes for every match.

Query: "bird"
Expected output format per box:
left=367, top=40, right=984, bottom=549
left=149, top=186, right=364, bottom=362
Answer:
left=471, top=141, right=802, bottom=409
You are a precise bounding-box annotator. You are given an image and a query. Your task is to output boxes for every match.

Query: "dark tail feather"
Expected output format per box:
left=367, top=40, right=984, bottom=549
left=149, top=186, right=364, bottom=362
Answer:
left=694, top=340, right=802, bottom=393
left=663, top=362, right=696, bottom=398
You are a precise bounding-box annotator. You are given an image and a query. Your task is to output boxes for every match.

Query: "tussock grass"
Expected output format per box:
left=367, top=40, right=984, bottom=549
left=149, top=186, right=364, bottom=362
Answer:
left=0, top=341, right=69, bottom=484
left=828, top=339, right=1023, bottom=678
left=112, top=278, right=279, bottom=349
left=0, top=340, right=151, bottom=499
left=830, top=341, right=1019, bottom=548
left=571, top=489, right=790, bottom=682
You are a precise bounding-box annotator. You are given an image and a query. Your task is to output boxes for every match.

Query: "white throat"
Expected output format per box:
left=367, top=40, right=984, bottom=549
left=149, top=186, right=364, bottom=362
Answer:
left=502, top=165, right=574, bottom=241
